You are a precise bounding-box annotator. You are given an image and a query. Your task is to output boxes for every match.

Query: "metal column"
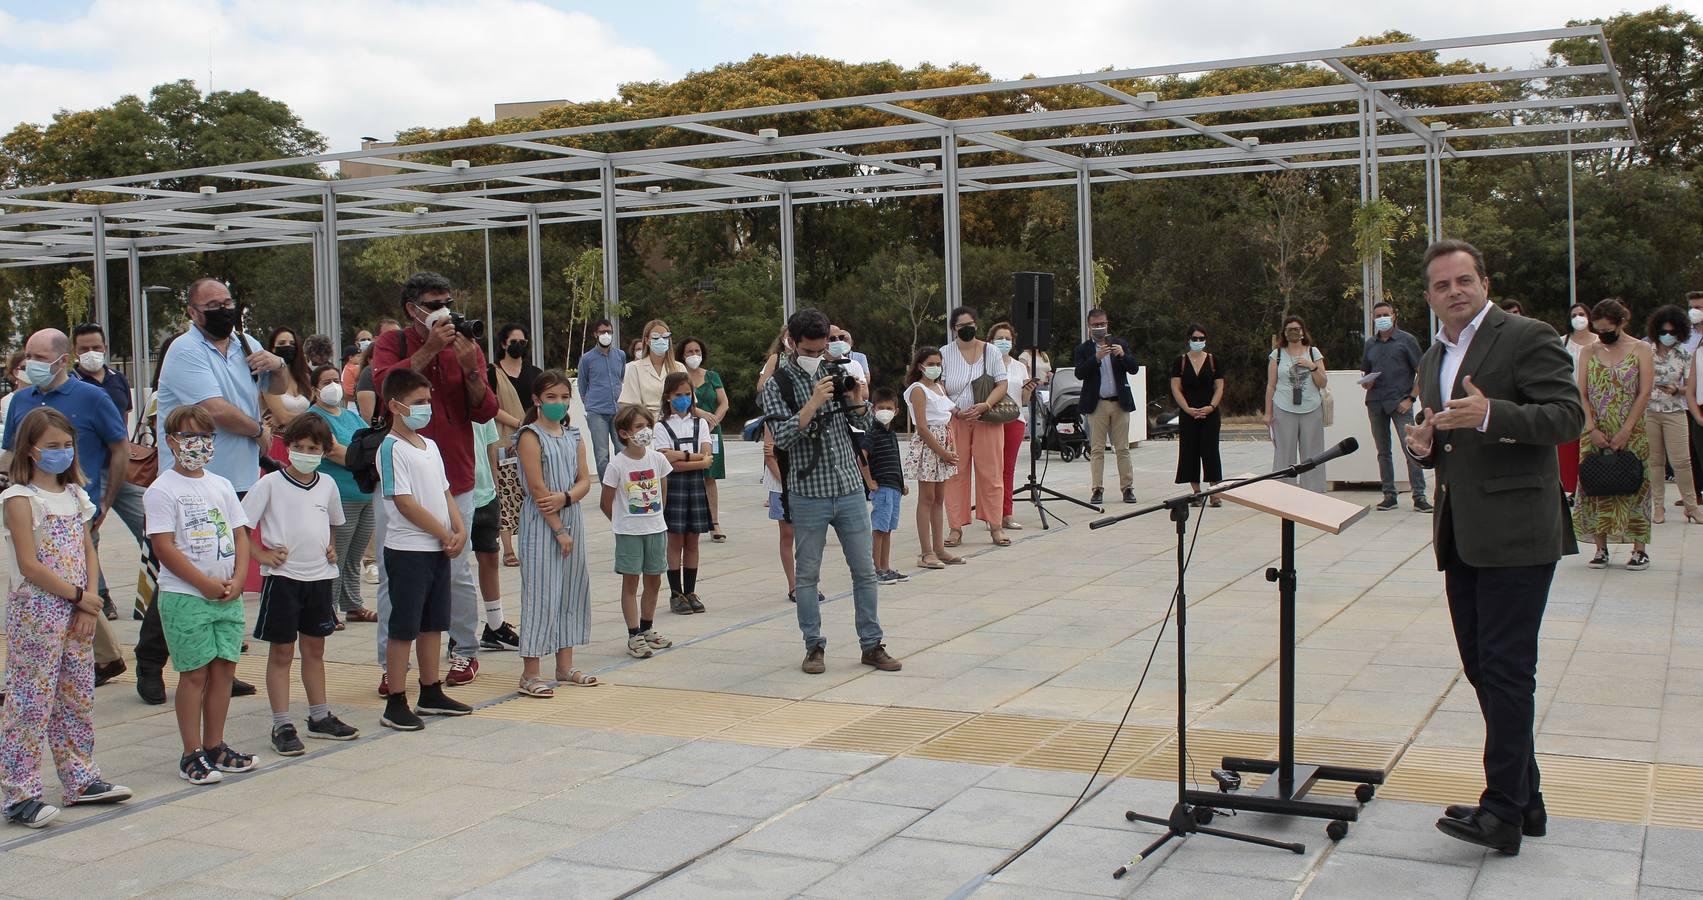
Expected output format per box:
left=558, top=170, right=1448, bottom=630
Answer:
left=526, top=209, right=545, bottom=368
left=1076, top=168, right=1095, bottom=340
left=91, top=211, right=109, bottom=328
left=941, top=130, right=963, bottom=337
left=1367, top=92, right=1382, bottom=316
left=600, top=164, right=621, bottom=346
left=321, top=190, right=341, bottom=343
left=310, top=226, right=326, bottom=332
left=483, top=225, right=495, bottom=362
left=126, top=243, right=148, bottom=417
left=779, top=187, right=797, bottom=322
left=1565, top=116, right=1577, bottom=311
left=1357, top=96, right=1372, bottom=337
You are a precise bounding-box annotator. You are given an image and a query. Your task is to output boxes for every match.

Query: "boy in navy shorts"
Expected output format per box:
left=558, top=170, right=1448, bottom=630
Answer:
left=242, top=415, right=360, bottom=755
left=860, top=388, right=908, bottom=584
left=376, top=369, right=471, bottom=730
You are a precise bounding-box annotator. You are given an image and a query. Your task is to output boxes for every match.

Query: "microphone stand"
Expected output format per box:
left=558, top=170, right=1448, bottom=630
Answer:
left=1010, top=325, right=1098, bottom=528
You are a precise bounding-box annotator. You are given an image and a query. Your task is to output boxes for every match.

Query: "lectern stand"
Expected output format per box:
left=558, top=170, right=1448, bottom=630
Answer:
left=1194, top=478, right=1383, bottom=835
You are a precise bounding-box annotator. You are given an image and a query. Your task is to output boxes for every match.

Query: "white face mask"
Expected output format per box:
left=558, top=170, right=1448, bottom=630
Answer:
left=318, top=383, right=344, bottom=407
left=630, top=427, right=654, bottom=447
left=422, top=306, right=452, bottom=328
left=288, top=450, right=323, bottom=474
left=1691, top=308, right=1703, bottom=325
left=77, top=350, right=105, bottom=371
left=598, top=332, right=613, bottom=347
left=684, top=355, right=703, bottom=370
left=795, top=354, right=823, bottom=375
left=923, top=364, right=942, bottom=381
left=1571, top=315, right=1589, bottom=332
left=873, top=409, right=897, bottom=426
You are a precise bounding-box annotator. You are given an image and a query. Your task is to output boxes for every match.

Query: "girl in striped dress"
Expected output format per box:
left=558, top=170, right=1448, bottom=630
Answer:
left=515, top=371, right=596, bottom=697
left=654, top=373, right=713, bottom=616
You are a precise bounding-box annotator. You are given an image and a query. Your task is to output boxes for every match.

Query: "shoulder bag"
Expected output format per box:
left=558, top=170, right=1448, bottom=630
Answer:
left=972, top=347, right=1022, bottom=424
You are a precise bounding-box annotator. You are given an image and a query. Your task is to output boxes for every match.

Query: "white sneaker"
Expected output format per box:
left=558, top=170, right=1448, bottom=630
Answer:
left=643, top=630, right=673, bottom=650
left=362, top=561, right=379, bottom=585
left=627, top=633, right=653, bottom=659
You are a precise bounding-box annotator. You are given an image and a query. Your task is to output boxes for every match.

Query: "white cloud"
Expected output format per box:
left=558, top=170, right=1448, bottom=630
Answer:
left=0, top=0, right=671, bottom=152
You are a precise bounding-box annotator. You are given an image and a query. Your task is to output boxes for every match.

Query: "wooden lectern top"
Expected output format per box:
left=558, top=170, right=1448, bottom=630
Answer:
left=1218, top=476, right=1369, bottom=535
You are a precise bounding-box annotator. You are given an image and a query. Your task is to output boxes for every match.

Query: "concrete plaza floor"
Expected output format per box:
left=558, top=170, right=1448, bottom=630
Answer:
left=1, top=437, right=1699, bottom=898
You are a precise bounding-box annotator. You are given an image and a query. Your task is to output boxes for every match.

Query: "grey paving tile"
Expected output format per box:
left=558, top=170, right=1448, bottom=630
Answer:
left=802, top=837, right=1007, bottom=900
left=1122, top=869, right=1296, bottom=900
left=9, top=838, right=249, bottom=900
left=461, top=859, right=652, bottom=900
left=1639, top=889, right=1703, bottom=900
left=977, top=766, right=1102, bottom=797
left=507, top=775, right=695, bottom=829
left=619, top=740, right=783, bottom=786
left=666, top=765, right=846, bottom=819
left=346, top=783, right=537, bottom=841
left=638, top=848, right=836, bottom=899
left=972, top=885, right=1122, bottom=900
left=188, top=827, right=418, bottom=896
left=1469, top=873, right=1635, bottom=900
left=136, top=883, right=278, bottom=900
left=11, top=804, right=231, bottom=862
left=733, top=797, right=926, bottom=862
left=755, top=747, right=887, bottom=776
left=1334, top=799, right=1491, bottom=867
left=301, top=816, right=589, bottom=898
left=1642, top=826, right=1703, bottom=890
left=901, top=786, right=1078, bottom=849
left=990, top=824, right=1160, bottom=897
left=831, top=757, right=996, bottom=808
left=555, top=808, right=758, bottom=872
left=1303, top=852, right=1477, bottom=899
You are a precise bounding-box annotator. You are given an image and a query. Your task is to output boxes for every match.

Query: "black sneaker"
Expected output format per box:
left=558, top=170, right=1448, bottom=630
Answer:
left=381, top=695, right=424, bottom=731
left=270, top=724, right=305, bottom=757
left=686, top=593, right=705, bottom=613
left=416, top=680, right=472, bottom=717
left=481, top=622, right=520, bottom=651
left=207, top=742, right=256, bottom=773
left=231, top=678, right=257, bottom=698
left=1414, top=496, right=1434, bottom=513
left=669, top=590, right=693, bottom=615
left=1627, top=551, right=1650, bottom=571
left=136, top=668, right=166, bottom=705
left=1377, top=495, right=1399, bottom=511
left=179, top=749, right=222, bottom=785
left=1122, top=488, right=1138, bottom=504
left=306, top=713, right=360, bottom=741
left=1090, top=488, right=1104, bottom=505
left=1588, top=549, right=1610, bottom=569
left=68, top=781, right=131, bottom=805
left=4, top=798, right=59, bottom=828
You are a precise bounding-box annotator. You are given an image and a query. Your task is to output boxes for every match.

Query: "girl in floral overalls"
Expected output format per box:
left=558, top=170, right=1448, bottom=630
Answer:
left=1, top=407, right=132, bottom=828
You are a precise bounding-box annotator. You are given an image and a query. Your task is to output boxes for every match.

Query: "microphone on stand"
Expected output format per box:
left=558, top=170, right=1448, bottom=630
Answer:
left=1293, top=437, right=1358, bottom=474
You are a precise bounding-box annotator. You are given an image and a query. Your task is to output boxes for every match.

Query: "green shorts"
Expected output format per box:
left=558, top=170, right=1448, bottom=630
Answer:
left=158, top=590, right=247, bottom=673
left=614, top=531, right=667, bottom=576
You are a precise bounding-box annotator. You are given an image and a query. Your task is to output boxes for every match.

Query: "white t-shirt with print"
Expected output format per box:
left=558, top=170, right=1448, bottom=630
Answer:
left=241, top=469, right=345, bottom=581
left=144, top=468, right=249, bottom=597
left=601, top=448, right=673, bottom=536
left=380, top=433, right=452, bottom=552
left=1, top=483, right=94, bottom=596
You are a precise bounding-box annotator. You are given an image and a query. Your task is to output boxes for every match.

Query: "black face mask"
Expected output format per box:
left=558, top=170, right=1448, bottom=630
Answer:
left=201, top=306, right=238, bottom=340
left=956, top=324, right=977, bottom=342
left=274, top=345, right=297, bottom=364
left=1596, top=329, right=1621, bottom=345
left=506, top=340, right=527, bottom=359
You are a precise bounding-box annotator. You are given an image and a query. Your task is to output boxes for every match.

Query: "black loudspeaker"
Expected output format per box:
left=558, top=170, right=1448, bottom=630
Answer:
left=1011, top=272, right=1054, bottom=350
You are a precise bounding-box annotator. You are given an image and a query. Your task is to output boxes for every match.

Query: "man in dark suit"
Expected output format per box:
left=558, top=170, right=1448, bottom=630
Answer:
left=1403, top=239, right=1584, bottom=855
left=1073, top=308, right=1140, bottom=504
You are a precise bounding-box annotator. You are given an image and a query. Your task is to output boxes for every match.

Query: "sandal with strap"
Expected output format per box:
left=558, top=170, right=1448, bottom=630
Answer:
left=518, top=676, right=555, bottom=698
left=940, top=554, right=967, bottom=565
left=557, top=669, right=600, bottom=687
left=944, top=529, right=962, bottom=548
left=711, top=526, right=727, bottom=544
left=918, top=555, right=947, bottom=570
left=502, top=551, right=520, bottom=568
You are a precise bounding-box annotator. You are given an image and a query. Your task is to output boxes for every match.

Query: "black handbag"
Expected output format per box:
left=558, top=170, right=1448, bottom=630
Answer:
left=1578, top=448, right=1644, bottom=496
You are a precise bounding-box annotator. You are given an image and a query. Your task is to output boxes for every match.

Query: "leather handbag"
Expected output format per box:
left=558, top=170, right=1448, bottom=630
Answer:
left=125, top=405, right=158, bottom=488
left=1578, top=447, right=1643, bottom=496
left=972, top=348, right=1022, bottom=424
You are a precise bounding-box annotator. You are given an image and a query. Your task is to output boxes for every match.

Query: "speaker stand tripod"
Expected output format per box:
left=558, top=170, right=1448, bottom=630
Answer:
left=1008, top=339, right=1097, bottom=529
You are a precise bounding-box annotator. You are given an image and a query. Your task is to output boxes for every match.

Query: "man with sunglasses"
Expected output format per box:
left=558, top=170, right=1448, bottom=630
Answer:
left=368, top=272, right=498, bottom=690
left=137, top=278, right=286, bottom=702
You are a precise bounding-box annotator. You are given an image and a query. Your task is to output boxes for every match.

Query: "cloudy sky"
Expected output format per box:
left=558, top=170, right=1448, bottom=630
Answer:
left=0, top=0, right=1692, bottom=154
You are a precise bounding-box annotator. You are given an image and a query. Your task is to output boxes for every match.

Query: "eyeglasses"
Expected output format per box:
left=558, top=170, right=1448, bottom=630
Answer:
left=416, top=300, right=453, bottom=311
left=830, top=334, right=848, bottom=341
left=1190, top=336, right=1208, bottom=341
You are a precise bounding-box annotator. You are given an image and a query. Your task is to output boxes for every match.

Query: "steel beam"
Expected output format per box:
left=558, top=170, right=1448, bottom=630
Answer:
left=126, top=242, right=147, bottom=417
left=1076, top=168, right=1094, bottom=340
left=941, top=130, right=963, bottom=334
left=91, top=211, right=109, bottom=328
left=526, top=209, right=544, bottom=370
left=322, top=190, right=341, bottom=342
left=600, top=164, right=621, bottom=346
left=780, top=187, right=797, bottom=322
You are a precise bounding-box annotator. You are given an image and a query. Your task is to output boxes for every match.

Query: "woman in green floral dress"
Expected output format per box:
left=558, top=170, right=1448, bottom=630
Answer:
left=1573, top=299, right=1655, bottom=570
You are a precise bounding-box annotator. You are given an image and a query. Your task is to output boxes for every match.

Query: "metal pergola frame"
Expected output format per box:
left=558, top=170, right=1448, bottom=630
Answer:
left=0, top=25, right=1635, bottom=411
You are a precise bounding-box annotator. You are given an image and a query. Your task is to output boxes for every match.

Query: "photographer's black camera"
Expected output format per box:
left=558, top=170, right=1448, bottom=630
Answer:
left=822, top=359, right=860, bottom=399
left=448, top=312, right=484, bottom=340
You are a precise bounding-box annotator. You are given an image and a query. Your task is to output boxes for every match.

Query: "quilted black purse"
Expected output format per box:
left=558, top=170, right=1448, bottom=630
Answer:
left=1578, top=448, right=1644, bottom=496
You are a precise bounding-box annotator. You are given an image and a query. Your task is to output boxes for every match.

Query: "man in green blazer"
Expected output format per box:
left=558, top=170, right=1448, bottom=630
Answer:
left=1402, top=240, right=1584, bottom=855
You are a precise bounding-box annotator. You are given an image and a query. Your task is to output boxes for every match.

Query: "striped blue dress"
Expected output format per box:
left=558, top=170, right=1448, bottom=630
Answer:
left=517, top=422, right=591, bottom=657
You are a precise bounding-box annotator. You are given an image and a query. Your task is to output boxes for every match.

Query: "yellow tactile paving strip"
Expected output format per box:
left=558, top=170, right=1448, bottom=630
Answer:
left=95, top=656, right=1703, bottom=829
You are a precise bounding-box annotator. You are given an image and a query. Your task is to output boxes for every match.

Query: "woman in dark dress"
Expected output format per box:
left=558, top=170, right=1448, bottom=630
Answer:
left=1170, top=323, right=1225, bottom=506
left=488, top=323, right=542, bottom=567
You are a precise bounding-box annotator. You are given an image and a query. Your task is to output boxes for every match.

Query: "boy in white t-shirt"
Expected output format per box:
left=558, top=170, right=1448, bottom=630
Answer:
left=375, top=369, right=470, bottom=731
left=143, top=405, right=255, bottom=786
left=241, top=414, right=359, bottom=757
left=599, top=405, right=673, bottom=659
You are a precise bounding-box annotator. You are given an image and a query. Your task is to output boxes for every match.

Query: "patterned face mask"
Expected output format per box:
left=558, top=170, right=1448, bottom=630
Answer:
left=631, top=427, right=654, bottom=447
left=175, top=435, right=214, bottom=471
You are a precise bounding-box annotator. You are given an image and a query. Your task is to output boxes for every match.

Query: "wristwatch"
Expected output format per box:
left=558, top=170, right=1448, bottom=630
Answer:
left=553, top=526, right=570, bottom=537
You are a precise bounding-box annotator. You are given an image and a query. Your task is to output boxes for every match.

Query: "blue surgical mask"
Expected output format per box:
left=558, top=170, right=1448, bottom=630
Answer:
left=401, top=403, right=432, bottom=430
left=1374, top=316, right=1393, bottom=333
left=670, top=395, right=693, bottom=414
left=35, top=447, right=74, bottom=475
left=24, top=357, right=60, bottom=390
left=991, top=338, right=1013, bottom=354
left=649, top=337, right=671, bottom=356
left=1188, top=340, right=1206, bottom=352
left=828, top=340, right=851, bottom=359
left=1660, top=333, right=1679, bottom=347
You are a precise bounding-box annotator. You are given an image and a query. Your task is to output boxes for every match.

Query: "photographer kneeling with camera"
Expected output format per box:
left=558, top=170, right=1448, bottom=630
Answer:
left=761, top=309, right=902, bottom=675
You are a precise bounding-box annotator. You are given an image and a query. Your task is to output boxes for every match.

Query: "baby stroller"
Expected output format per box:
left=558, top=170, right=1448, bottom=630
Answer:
left=1040, top=369, right=1089, bottom=461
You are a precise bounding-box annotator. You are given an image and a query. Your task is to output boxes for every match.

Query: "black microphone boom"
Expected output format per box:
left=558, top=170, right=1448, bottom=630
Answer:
left=1294, top=437, right=1358, bottom=474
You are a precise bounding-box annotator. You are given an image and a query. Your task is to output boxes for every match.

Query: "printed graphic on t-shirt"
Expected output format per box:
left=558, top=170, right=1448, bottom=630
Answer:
left=623, top=468, right=662, bottom=515
left=180, top=495, right=234, bottom=560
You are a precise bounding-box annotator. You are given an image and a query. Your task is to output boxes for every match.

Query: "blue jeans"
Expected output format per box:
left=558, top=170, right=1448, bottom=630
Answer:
left=789, top=492, right=883, bottom=651
left=584, top=411, right=618, bottom=479
left=1366, top=402, right=1427, bottom=497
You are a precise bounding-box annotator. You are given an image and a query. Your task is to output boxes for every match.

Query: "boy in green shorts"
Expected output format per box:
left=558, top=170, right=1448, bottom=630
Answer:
left=143, top=405, right=257, bottom=785
left=600, top=405, right=674, bottom=659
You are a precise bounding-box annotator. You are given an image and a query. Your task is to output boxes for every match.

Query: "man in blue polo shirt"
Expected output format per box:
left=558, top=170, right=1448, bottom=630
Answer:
left=2, top=327, right=130, bottom=683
